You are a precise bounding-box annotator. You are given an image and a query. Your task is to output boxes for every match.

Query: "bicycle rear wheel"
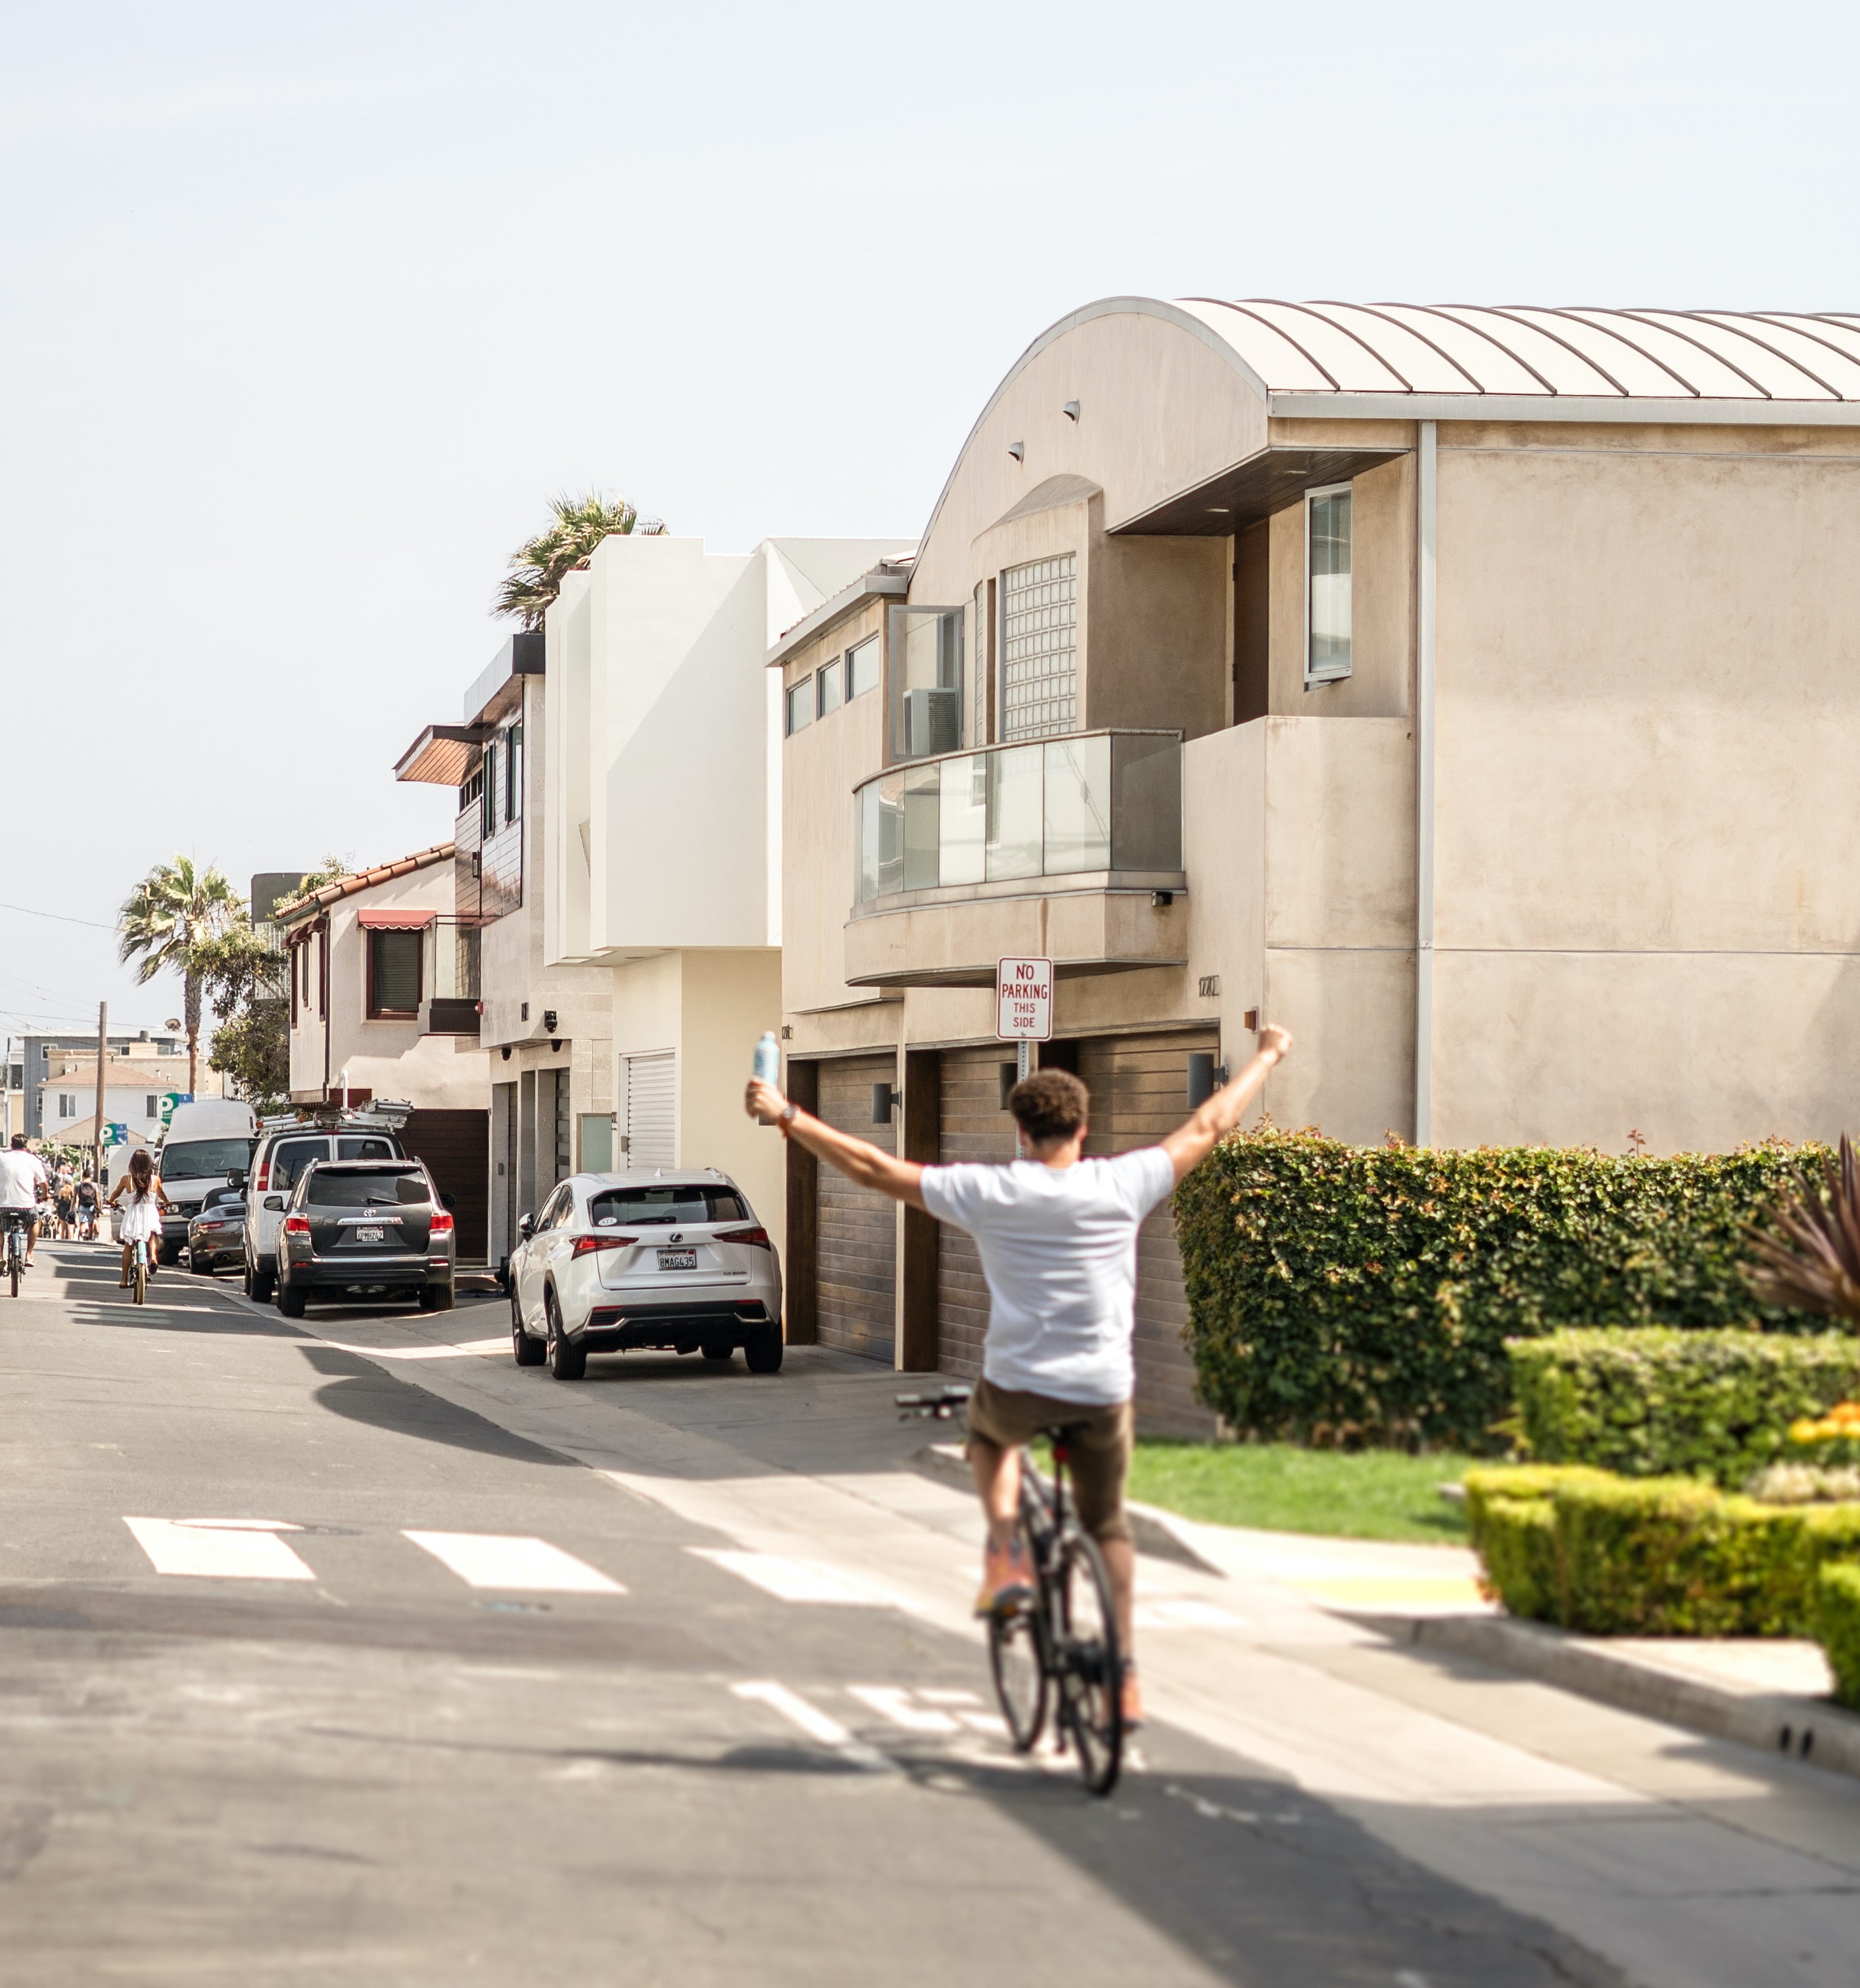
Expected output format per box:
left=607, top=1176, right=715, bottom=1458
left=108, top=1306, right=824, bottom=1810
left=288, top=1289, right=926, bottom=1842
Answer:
left=1053, top=1530, right=1124, bottom=1796
left=988, top=1598, right=1049, bottom=1751
left=8, top=1244, right=17, bottom=1298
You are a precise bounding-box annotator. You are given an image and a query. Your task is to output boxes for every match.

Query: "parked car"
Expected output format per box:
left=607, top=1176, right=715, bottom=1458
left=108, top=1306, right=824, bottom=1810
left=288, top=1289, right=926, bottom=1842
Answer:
left=184, top=1187, right=247, bottom=1275
left=274, top=1157, right=454, bottom=1319
left=153, top=1099, right=258, bottom=1265
left=508, top=1170, right=782, bottom=1380
left=243, top=1118, right=405, bottom=1301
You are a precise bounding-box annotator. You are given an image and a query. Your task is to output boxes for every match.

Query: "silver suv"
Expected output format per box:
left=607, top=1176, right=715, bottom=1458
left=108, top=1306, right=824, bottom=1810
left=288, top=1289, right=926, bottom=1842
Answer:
left=242, top=1116, right=405, bottom=1302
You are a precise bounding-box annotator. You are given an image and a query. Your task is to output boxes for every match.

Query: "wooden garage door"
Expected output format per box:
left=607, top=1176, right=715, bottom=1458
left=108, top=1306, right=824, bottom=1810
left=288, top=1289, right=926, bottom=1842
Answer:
left=936, top=1045, right=1018, bottom=1382
left=400, top=1108, right=489, bottom=1266
left=1076, top=1029, right=1220, bottom=1436
left=816, top=1053, right=897, bottom=1365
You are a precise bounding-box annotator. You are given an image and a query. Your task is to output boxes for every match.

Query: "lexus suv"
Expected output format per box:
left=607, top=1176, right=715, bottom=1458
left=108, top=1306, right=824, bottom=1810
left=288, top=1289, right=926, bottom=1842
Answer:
left=508, top=1170, right=782, bottom=1379
left=274, top=1158, right=455, bottom=1317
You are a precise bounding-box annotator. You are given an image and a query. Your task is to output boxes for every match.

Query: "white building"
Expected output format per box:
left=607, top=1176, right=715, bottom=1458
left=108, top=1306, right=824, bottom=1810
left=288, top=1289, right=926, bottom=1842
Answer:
left=542, top=532, right=913, bottom=1254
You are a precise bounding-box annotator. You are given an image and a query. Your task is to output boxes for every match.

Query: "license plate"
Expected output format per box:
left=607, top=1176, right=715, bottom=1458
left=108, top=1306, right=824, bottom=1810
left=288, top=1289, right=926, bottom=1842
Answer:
left=657, top=1248, right=698, bottom=1271
left=354, top=1225, right=387, bottom=1244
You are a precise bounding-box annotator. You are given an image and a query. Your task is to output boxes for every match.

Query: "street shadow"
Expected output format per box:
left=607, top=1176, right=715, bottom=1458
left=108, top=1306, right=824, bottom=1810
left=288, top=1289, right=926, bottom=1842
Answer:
left=297, top=1344, right=573, bottom=1467
left=69, top=1300, right=304, bottom=1338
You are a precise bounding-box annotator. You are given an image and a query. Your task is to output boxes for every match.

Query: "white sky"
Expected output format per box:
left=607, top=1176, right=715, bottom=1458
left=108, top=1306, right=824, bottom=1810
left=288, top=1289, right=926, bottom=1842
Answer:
left=2, top=0, right=1853, bottom=1042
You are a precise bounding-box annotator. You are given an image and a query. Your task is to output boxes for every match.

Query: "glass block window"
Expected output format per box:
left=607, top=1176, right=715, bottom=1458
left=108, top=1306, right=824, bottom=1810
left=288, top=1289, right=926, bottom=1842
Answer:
left=1001, top=554, right=1077, bottom=742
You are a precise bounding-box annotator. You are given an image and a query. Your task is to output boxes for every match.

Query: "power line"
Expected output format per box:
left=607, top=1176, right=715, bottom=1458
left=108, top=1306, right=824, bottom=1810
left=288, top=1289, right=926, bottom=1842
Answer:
left=0, top=899, right=116, bottom=931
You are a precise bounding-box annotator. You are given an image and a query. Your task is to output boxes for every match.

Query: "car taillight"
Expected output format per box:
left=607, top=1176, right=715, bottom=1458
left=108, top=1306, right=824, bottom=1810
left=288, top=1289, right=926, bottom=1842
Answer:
left=571, top=1233, right=633, bottom=1257
left=282, top=1214, right=309, bottom=1235
left=253, top=1161, right=270, bottom=1191
left=715, top=1225, right=772, bottom=1249
left=429, top=1210, right=453, bottom=1235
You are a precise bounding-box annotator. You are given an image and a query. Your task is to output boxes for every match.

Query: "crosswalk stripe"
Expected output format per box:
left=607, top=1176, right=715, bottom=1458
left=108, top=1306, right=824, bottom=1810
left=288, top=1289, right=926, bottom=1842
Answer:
left=401, top=1531, right=625, bottom=1594
left=731, top=1681, right=895, bottom=1772
left=846, top=1685, right=959, bottom=1734
left=688, top=1549, right=903, bottom=1607
left=123, top=1517, right=316, bottom=1581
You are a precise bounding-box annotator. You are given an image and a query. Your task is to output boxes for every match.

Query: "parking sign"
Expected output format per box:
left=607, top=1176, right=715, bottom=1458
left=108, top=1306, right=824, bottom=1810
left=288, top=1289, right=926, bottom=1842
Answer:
left=995, top=957, right=1053, bottom=1042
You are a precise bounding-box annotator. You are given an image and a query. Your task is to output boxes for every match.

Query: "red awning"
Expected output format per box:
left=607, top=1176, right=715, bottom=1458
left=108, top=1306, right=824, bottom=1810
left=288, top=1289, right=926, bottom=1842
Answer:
left=356, top=908, right=437, bottom=930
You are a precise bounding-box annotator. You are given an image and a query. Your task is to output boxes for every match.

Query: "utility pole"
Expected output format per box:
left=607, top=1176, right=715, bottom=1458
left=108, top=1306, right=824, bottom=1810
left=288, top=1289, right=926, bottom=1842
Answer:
left=91, top=1001, right=107, bottom=1185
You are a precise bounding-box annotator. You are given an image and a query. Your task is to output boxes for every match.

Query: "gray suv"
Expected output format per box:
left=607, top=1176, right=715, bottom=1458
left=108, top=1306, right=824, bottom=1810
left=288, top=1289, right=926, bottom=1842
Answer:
left=274, top=1158, right=455, bottom=1317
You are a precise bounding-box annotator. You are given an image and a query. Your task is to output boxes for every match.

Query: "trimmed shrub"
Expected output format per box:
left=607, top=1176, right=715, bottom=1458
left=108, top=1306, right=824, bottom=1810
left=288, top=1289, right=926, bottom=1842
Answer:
left=1174, top=1128, right=1828, bottom=1450
left=1508, top=1329, right=1860, bottom=1486
left=1816, top=1565, right=1860, bottom=1709
left=1464, top=1464, right=1860, bottom=1636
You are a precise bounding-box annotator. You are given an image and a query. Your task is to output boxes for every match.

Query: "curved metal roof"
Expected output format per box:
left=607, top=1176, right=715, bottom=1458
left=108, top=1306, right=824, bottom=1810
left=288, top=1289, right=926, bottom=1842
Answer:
left=1178, top=299, right=1860, bottom=403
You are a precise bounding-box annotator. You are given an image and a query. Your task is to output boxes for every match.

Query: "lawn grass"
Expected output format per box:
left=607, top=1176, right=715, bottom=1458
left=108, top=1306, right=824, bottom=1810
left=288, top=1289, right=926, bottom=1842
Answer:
left=1124, top=1440, right=1474, bottom=1544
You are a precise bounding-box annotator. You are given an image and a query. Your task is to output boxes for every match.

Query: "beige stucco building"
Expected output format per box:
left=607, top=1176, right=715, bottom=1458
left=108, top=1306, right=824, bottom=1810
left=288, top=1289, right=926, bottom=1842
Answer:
left=773, top=295, right=1860, bottom=1425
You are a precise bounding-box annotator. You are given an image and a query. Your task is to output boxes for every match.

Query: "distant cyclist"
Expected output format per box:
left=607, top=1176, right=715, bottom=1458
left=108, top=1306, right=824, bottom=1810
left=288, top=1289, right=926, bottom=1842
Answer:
left=0, top=1135, right=51, bottom=1268
left=746, top=1022, right=1293, bottom=1727
left=107, top=1148, right=169, bottom=1288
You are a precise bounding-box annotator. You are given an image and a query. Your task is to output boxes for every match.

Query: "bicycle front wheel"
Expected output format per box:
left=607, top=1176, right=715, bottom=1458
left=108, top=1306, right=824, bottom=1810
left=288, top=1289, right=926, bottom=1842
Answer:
left=133, top=1256, right=147, bottom=1306
left=1053, top=1530, right=1124, bottom=1796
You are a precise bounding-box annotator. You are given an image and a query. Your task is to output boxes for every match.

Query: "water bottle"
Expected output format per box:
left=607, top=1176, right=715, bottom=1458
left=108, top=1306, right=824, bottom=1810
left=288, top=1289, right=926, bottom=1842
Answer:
left=753, top=1031, right=780, bottom=1086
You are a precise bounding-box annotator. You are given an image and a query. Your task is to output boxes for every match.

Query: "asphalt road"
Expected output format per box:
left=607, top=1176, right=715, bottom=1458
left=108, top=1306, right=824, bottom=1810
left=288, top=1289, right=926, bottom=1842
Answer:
left=0, top=1239, right=1670, bottom=1984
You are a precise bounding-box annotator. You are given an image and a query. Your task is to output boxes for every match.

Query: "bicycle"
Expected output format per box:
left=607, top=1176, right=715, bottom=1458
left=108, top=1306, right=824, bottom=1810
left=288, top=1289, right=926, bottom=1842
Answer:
left=899, top=1384, right=1125, bottom=1797
left=0, top=1210, right=28, bottom=1298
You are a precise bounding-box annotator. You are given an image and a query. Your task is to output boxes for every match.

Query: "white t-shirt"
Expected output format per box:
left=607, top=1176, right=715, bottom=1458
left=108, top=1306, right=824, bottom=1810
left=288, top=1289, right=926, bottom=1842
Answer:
left=0, top=1151, right=49, bottom=1210
left=918, top=1148, right=1177, bottom=1406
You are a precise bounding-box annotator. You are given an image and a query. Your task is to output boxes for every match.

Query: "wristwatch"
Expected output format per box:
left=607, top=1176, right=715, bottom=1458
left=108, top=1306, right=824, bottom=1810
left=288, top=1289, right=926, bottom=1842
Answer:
left=778, top=1102, right=798, bottom=1132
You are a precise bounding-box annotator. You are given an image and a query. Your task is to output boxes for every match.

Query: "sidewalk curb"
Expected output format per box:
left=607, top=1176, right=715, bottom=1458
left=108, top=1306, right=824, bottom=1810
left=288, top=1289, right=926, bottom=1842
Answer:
left=1362, top=1608, right=1860, bottom=1784
left=909, top=1442, right=1226, bottom=1576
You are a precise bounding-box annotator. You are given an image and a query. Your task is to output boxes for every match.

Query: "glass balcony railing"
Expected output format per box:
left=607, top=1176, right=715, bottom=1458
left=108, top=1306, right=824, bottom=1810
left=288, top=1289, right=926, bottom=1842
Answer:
left=425, top=918, right=485, bottom=1003
left=852, top=730, right=1181, bottom=907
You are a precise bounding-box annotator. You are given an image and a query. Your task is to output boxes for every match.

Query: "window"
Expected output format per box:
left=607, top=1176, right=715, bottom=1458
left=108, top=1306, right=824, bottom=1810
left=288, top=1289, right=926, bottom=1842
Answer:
left=816, top=658, right=842, bottom=718
left=481, top=739, right=498, bottom=835
left=588, top=1184, right=748, bottom=1227
left=160, top=1138, right=254, bottom=1181
left=1305, top=485, right=1352, bottom=684
left=974, top=581, right=988, bottom=744
left=888, top=605, right=965, bottom=759
left=785, top=676, right=813, bottom=735
left=305, top=1168, right=427, bottom=1208
left=846, top=634, right=879, bottom=699
left=505, top=722, right=523, bottom=824
left=144, top=1095, right=158, bottom=1118
left=270, top=1139, right=329, bottom=1191
left=1001, top=554, right=1077, bottom=741
left=367, top=928, right=422, bottom=1018
left=59, top=1093, right=74, bottom=1118
left=335, top=1136, right=396, bottom=1161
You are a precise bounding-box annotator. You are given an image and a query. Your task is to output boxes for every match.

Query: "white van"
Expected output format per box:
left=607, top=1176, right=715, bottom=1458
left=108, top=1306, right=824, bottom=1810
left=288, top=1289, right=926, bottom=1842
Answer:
left=153, top=1099, right=258, bottom=1264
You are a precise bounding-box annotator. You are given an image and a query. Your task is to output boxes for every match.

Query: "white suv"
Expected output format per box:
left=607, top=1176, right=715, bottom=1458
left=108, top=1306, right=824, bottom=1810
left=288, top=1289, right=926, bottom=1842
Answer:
left=242, top=1123, right=404, bottom=1302
left=508, top=1170, right=782, bottom=1380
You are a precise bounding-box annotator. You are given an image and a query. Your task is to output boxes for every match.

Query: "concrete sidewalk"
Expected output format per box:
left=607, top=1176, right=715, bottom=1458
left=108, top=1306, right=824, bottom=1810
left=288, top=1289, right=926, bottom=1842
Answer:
left=241, top=1290, right=1860, bottom=1988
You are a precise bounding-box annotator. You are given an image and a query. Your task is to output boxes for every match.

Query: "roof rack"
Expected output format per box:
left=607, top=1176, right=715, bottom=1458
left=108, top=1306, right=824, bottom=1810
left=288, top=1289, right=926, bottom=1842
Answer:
left=257, top=1098, right=414, bottom=1133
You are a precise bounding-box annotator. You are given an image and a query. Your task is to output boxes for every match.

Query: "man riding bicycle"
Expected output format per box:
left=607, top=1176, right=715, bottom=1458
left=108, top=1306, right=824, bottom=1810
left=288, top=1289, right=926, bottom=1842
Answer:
left=0, top=1135, right=51, bottom=1268
left=746, top=1021, right=1293, bottom=1728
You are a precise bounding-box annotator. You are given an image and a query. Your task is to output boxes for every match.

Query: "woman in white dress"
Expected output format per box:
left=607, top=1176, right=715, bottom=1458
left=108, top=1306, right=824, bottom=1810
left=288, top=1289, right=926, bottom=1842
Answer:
left=107, top=1148, right=170, bottom=1288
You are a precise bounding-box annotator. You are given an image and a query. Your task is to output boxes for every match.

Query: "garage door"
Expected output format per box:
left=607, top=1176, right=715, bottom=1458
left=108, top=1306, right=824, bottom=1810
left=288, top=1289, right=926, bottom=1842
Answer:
left=624, top=1052, right=676, bottom=1168
left=936, top=1045, right=1017, bottom=1382
left=816, top=1053, right=897, bottom=1365
left=1076, top=1029, right=1220, bottom=1436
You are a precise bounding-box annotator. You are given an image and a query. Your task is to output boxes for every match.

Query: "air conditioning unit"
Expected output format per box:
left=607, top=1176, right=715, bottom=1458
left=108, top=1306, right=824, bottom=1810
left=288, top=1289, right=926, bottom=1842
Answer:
left=903, top=687, right=961, bottom=758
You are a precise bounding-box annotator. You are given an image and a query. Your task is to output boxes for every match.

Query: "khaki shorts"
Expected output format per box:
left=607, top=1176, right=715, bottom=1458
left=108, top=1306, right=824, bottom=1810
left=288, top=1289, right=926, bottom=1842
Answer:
left=966, top=1376, right=1134, bottom=1546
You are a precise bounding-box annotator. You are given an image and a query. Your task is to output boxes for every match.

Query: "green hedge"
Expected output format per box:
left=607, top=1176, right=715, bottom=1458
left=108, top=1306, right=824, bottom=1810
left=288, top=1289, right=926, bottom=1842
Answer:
left=1508, top=1329, right=1860, bottom=1486
left=1174, top=1129, right=1828, bottom=1450
left=1465, top=1464, right=1860, bottom=1636
left=1816, top=1565, right=1860, bottom=1709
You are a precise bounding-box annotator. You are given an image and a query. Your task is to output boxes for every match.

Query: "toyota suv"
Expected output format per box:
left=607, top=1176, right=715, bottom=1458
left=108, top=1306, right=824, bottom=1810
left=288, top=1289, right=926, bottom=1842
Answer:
left=243, top=1116, right=406, bottom=1301
left=274, top=1157, right=455, bottom=1317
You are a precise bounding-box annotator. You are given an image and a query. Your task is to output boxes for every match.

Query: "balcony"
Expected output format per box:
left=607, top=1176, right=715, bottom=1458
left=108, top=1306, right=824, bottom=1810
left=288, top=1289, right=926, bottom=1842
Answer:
left=419, top=919, right=485, bottom=1035
left=845, top=731, right=1186, bottom=989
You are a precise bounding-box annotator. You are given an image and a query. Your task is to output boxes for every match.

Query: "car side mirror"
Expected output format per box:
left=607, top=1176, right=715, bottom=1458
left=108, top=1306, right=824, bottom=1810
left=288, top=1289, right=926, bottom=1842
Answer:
left=264, top=1194, right=285, bottom=1212
left=227, top=1170, right=246, bottom=1189
left=517, top=1212, right=535, bottom=1240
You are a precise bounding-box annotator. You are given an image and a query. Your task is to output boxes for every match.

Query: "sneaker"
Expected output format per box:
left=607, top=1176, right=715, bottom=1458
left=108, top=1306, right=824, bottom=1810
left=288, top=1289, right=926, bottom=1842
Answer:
left=1120, top=1667, right=1145, bottom=1731
left=973, top=1537, right=1035, bottom=1617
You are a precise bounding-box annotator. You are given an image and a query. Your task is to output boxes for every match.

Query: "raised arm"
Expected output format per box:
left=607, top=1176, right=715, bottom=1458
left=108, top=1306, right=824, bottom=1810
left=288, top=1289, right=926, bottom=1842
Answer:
left=745, top=1079, right=927, bottom=1211
left=1158, top=1024, right=1293, bottom=1185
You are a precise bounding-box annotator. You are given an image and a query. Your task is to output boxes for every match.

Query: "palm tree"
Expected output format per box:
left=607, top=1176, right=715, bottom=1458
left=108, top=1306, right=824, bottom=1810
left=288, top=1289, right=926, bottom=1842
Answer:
left=492, top=490, right=664, bottom=628
left=118, top=859, right=241, bottom=1099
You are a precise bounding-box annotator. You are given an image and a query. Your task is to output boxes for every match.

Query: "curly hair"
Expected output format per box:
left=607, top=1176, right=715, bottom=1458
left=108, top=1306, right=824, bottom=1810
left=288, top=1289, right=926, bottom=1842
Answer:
left=1007, top=1068, right=1090, bottom=1145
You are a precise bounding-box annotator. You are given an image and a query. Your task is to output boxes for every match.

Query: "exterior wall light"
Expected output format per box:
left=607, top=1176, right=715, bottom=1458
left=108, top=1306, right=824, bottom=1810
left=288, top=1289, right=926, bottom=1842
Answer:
left=1062, top=401, right=1080, bottom=422
left=1008, top=440, right=1024, bottom=462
